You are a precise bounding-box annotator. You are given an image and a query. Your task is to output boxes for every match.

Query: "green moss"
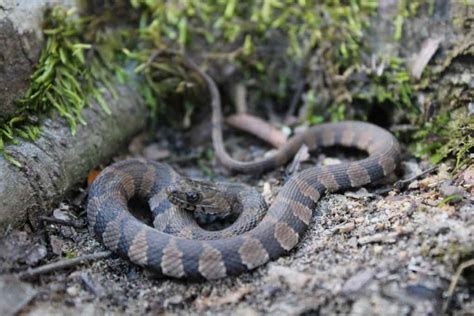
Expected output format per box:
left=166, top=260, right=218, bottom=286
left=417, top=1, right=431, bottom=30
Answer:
left=413, top=109, right=473, bottom=171
left=0, top=7, right=116, bottom=166
left=127, top=0, right=418, bottom=124
left=3, top=0, right=470, bottom=170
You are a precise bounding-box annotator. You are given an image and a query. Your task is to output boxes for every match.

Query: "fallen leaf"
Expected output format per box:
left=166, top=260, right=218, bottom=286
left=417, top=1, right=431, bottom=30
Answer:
left=87, top=169, right=101, bottom=186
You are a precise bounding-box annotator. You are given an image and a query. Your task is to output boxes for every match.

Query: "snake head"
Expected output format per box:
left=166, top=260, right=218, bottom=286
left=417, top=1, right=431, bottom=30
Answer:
left=166, top=178, right=233, bottom=219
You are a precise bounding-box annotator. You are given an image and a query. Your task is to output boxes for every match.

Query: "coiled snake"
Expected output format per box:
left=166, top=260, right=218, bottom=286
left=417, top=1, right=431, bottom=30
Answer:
left=87, top=56, right=401, bottom=280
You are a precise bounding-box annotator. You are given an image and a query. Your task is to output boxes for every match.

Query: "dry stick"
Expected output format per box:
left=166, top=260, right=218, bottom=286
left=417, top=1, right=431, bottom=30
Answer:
left=226, top=114, right=288, bottom=149
left=442, top=259, right=474, bottom=313
left=395, top=165, right=438, bottom=187
left=376, top=165, right=438, bottom=194
left=234, top=83, right=248, bottom=114
left=18, top=251, right=112, bottom=280
left=39, top=216, right=86, bottom=229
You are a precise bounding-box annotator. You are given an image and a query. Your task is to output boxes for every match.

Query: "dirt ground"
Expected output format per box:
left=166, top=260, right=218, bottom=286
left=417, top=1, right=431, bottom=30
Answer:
left=0, top=125, right=473, bottom=316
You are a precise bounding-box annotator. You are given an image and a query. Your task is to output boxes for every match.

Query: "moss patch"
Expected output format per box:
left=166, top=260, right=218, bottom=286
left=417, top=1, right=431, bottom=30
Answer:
left=0, top=7, right=115, bottom=166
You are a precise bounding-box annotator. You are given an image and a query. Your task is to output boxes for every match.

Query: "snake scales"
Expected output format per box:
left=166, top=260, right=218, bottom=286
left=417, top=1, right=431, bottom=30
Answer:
left=87, top=56, right=401, bottom=280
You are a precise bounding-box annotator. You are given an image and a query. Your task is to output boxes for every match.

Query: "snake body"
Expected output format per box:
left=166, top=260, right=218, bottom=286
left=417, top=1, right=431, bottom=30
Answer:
left=87, top=56, right=401, bottom=280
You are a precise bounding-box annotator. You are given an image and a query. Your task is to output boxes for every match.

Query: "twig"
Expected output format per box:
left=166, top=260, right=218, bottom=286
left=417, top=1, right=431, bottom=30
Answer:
left=234, top=83, right=247, bottom=114
left=389, top=124, right=417, bottom=133
left=442, top=259, right=474, bottom=313
left=204, top=47, right=243, bottom=60
left=376, top=165, right=438, bottom=194
left=396, top=165, right=438, bottom=188
left=17, top=251, right=112, bottom=279
left=39, top=216, right=86, bottom=229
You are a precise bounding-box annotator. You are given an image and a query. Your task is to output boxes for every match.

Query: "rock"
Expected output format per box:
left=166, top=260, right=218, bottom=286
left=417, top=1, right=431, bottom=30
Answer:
left=262, top=181, right=273, bottom=202
left=408, top=180, right=420, bottom=190
left=143, top=144, right=170, bottom=161
left=24, top=244, right=47, bottom=266
left=382, top=281, right=441, bottom=311
left=399, top=251, right=408, bottom=260
left=373, top=245, right=384, bottom=255
left=461, top=165, right=474, bottom=189
left=66, top=284, right=80, bottom=297
left=322, top=158, right=342, bottom=166
left=439, top=181, right=463, bottom=196
left=402, top=161, right=423, bottom=180
left=52, top=208, right=78, bottom=238
left=0, top=275, right=37, bottom=316
left=267, top=265, right=313, bottom=291
left=0, top=231, right=30, bottom=269
left=164, top=294, right=184, bottom=308
left=342, top=269, right=374, bottom=295
left=345, top=188, right=374, bottom=200
left=333, top=221, right=355, bottom=234
left=202, top=287, right=252, bottom=307
left=53, top=208, right=71, bottom=221
left=49, top=235, right=64, bottom=256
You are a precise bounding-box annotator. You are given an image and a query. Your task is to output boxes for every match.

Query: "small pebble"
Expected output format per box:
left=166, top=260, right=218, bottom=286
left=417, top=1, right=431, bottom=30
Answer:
left=408, top=180, right=419, bottom=190
left=66, top=285, right=80, bottom=297
left=143, top=144, right=170, bottom=161
left=461, top=165, right=474, bottom=188
left=267, top=265, right=313, bottom=291
left=375, top=222, right=385, bottom=231
left=49, top=236, right=64, bottom=256
left=24, top=244, right=47, bottom=266
left=337, top=222, right=355, bottom=233
left=345, top=188, right=374, bottom=200
left=399, top=251, right=408, bottom=260
left=323, top=158, right=342, bottom=166
left=53, top=209, right=71, bottom=221
left=342, top=269, right=374, bottom=294
left=355, top=217, right=365, bottom=224
left=402, top=161, right=423, bottom=180
left=373, top=245, right=384, bottom=255
left=439, top=181, right=464, bottom=198
left=164, top=294, right=184, bottom=307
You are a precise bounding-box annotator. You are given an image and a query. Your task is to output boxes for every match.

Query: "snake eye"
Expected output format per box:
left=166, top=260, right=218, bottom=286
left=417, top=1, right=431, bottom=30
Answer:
left=186, top=192, right=200, bottom=203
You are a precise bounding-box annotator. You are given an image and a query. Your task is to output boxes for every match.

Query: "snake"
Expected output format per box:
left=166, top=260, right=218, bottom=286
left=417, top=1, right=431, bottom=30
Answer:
left=87, top=55, right=401, bottom=280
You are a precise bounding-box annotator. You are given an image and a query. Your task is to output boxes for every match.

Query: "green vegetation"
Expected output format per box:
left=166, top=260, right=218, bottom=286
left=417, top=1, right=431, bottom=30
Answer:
left=0, top=7, right=115, bottom=166
left=414, top=109, right=473, bottom=171
left=129, top=0, right=416, bottom=123
left=2, top=0, right=472, bottom=169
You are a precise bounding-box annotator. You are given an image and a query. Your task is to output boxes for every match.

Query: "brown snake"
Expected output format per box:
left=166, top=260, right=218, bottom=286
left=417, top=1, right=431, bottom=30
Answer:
left=87, top=55, right=401, bottom=280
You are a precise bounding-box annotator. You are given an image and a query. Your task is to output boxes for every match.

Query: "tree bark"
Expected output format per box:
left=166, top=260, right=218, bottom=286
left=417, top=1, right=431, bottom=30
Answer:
left=0, top=85, right=147, bottom=233
left=0, top=0, right=77, bottom=119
